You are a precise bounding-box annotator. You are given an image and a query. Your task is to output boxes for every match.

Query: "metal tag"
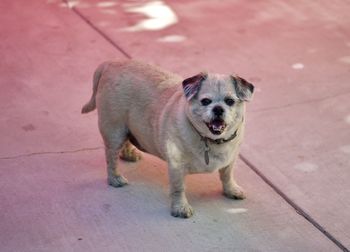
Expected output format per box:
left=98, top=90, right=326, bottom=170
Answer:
left=204, top=150, right=209, bottom=165
left=204, top=138, right=210, bottom=165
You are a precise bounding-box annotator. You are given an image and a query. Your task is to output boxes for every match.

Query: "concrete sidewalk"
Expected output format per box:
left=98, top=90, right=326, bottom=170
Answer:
left=1, top=0, right=349, bottom=251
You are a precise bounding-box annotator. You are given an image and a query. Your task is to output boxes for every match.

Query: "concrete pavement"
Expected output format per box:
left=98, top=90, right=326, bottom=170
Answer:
left=1, top=0, right=349, bottom=251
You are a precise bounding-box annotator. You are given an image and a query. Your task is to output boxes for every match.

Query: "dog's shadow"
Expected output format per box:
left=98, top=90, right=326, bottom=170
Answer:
left=119, top=153, right=242, bottom=213
left=75, top=152, right=245, bottom=221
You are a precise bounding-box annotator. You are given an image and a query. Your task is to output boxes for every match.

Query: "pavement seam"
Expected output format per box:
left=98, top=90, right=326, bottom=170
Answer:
left=61, top=0, right=132, bottom=59
left=239, top=154, right=349, bottom=252
left=0, top=147, right=103, bottom=160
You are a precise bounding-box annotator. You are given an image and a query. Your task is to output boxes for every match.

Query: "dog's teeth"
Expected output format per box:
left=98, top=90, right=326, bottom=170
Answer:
left=212, top=125, right=224, bottom=131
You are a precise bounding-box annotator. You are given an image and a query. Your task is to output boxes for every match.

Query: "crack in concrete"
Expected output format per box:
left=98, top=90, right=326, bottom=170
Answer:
left=0, top=147, right=104, bottom=160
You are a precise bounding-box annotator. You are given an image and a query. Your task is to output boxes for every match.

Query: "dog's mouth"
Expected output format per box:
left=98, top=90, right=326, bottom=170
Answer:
left=206, top=119, right=227, bottom=135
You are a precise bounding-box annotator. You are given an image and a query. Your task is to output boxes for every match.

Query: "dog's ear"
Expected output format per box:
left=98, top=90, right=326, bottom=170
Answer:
left=182, top=72, right=207, bottom=100
left=231, top=75, right=254, bottom=102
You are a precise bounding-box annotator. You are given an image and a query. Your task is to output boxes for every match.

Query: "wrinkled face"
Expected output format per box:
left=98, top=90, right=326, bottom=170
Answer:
left=183, top=73, right=254, bottom=138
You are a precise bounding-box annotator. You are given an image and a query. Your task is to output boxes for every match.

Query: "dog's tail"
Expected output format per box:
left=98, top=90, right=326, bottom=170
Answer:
left=81, top=63, right=105, bottom=114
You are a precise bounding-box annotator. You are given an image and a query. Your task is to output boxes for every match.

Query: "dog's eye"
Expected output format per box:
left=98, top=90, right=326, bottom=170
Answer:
left=225, top=98, right=235, bottom=106
left=201, top=98, right=212, bottom=106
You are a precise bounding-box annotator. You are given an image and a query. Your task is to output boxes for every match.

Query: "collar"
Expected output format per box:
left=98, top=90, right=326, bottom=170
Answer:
left=188, top=118, right=243, bottom=165
left=189, top=116, right=243, bottom=145
left=202, top=129, right=238, bottom=145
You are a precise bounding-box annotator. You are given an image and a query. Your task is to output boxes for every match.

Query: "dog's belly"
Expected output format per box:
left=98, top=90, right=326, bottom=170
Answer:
left=127, top=130, right=162, bottom=157
left=128, top=132, right=148, bottom=153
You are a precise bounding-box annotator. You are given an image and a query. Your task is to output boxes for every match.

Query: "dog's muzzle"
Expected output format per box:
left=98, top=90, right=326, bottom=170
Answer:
left=205, top=106, right=227, bottom=135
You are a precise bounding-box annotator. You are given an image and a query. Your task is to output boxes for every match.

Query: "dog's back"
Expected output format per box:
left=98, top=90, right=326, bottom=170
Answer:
left=82, top=60, right=182, bottom=114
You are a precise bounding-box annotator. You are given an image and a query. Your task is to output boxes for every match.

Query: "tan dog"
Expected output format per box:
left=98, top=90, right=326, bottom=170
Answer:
left=82, top=60, right=254, bottom=218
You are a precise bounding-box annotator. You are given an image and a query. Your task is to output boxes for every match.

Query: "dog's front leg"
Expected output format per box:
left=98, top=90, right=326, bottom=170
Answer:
left=168, top=166, right=193, bottom=218
left=219, top=162, right=246, bottom=200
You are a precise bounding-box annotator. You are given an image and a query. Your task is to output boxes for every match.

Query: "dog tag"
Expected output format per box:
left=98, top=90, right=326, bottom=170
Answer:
left=204, top=150, right=209, bottom=165
left=204, top=138, right=210, bottom=165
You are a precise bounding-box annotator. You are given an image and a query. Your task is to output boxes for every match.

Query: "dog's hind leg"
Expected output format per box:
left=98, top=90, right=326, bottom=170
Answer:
left=119, top=140, right=142, bottom=162
left=100, top=123, right=129, bottom=187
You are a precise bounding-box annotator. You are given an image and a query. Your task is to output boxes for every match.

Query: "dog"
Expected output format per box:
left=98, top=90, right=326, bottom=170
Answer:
left=82, top=60, right=254, bottom=218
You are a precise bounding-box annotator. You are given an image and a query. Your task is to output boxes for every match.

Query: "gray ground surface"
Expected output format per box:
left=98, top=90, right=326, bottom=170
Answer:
left=1, top=0, right=349, bottom=251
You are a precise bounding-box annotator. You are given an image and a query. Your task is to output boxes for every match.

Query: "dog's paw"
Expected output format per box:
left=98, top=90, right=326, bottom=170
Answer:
left=171, top=203, right=194, bottom=218
left=119, top=147, right=141, bottom=162
left=108, top=175, right=128, bottom=187
left=223, top=185, right=246, bottom=200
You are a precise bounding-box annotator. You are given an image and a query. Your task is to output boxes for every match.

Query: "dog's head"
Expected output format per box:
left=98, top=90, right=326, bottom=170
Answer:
left=183, top=72, right=254, bottom=139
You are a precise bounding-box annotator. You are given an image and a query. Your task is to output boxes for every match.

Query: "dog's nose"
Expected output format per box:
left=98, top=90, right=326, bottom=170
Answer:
left=213, top=106, right=224, bottom=116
